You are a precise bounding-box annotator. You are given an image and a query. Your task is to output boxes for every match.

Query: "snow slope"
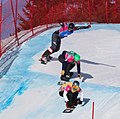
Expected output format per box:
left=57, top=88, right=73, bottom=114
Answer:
left=30, top=24, right=120, bottom=87
left=0, top=24, right=120, bottom=119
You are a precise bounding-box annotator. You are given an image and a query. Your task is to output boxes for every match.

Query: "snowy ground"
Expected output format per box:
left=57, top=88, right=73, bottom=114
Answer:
left=0, top=24, right=120, bottom=119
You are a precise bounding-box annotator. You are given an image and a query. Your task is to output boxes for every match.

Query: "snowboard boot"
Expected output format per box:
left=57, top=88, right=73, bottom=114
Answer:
left=39, top=57, right=48, bottom=64
left=47, top=56, right=53, bottom=61
left=65, top=72, right=74, bottom=80
left=65, top=75, right=71, bottom=79
left=39, top=48, right=53, bottom=64
left=60, top=75, right=69, bottom=82
left=66, top=102, right=75, bottom=109
left=73, top=99, right=80, bottom=106
left=41, top=49, right=52, bottom=61
left=67, top=72, right=74, bottom=78
left=73, top=98, right=82, bottom=106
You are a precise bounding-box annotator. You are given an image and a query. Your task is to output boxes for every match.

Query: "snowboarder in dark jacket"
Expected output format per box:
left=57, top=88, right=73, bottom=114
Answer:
left=40, top=22, right=91, bottom=64
left=58, top=50, right=81, bottom=81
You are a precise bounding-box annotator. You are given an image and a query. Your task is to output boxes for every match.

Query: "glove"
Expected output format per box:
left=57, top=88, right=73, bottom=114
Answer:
left=58, top=20, right=64, bottom=27
left=78, top=74, right=82, bottom=79
left=60, top=22, right=64, bottom=27
left=61, top=70, right=65, bottom=75
left=87, top=24, right=91, bottom=28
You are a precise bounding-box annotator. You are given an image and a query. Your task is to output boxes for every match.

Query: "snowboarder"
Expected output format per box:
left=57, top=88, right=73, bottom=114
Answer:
left=58, top=50, right=81, bottom=81
left=59, top=80, right=83, bottom=108
left=39, top=22, right=91, bottom=64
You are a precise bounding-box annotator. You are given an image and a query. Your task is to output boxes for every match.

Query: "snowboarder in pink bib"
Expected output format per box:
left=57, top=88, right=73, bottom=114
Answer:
left=59, top=80, right=83, bottom=108
left=40, top=22, right=91, bottom=64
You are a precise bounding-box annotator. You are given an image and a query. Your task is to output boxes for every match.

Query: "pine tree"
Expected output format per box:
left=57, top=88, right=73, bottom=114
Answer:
left=18, top=0, right=48, bottom=30
left=18, top=0, right=120, bottom=30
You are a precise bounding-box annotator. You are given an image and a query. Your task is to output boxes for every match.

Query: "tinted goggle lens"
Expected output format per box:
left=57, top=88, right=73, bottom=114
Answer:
left=72, top=85, right=78, bottom=90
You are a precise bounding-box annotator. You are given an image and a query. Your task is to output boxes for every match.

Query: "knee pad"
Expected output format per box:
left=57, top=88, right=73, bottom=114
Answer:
left=48, top=47, right=53, bottom=53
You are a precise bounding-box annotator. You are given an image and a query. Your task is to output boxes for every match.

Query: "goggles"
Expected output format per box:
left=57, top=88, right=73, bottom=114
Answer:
left=72, top=85, right=78, bottom=91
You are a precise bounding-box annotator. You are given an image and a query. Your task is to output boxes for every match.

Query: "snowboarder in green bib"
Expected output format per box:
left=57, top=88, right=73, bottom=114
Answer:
left=58, top=50, right=82, bottom=81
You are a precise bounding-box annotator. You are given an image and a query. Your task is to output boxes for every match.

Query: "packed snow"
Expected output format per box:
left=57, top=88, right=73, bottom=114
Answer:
left=0, top=24, right=120, bottom=119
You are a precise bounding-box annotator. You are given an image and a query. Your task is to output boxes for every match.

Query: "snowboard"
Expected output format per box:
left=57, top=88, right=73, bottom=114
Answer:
left=63, top=107, right=75, bottom=113
left=57, top=72, right=74, bottom=85
left=57, top=76, right=84, bottom=85
left=39, top=57, right=58, bottom=65
left=57, top=80, right=68, bottom=85
left=62, top=98, right=81, bottom=113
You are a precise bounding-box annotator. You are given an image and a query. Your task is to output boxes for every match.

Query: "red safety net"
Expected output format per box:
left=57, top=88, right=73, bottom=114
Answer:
left=0, top=0, right=120, bottom=57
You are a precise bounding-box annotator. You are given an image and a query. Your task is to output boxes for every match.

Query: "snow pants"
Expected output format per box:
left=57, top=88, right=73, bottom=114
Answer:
left=58, top=52, right=75, bottom=75
left=50, top=31, right=61, bottom=53
left=59, top=90, right=78, bottom=104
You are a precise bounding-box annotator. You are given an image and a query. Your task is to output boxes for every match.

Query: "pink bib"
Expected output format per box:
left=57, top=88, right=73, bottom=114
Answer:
left=65, top=53, right=74, bottom=62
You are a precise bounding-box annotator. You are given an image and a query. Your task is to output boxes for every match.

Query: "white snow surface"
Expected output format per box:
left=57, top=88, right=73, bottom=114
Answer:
left=0, top=24, right=120, bottom=119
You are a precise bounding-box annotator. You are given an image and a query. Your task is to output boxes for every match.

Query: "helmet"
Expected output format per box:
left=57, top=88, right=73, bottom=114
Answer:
left=73, top=81, right=80, bottom=86
left=72, top=81, right=80, bottom=92
left=74, top=54, right=80, bottom=62
left=68, top=23, right=75, bottom=31
left=69, top=51, right=75, bottom=56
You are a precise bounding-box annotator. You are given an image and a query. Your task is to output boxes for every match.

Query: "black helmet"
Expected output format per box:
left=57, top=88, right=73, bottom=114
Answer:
left=73, top=80, right=79, bottom=86
left=68, top=23, right=75, bottom=30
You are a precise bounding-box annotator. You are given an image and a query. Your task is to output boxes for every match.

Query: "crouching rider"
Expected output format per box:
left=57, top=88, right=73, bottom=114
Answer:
left=59, top=80, right=83, bottom=108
